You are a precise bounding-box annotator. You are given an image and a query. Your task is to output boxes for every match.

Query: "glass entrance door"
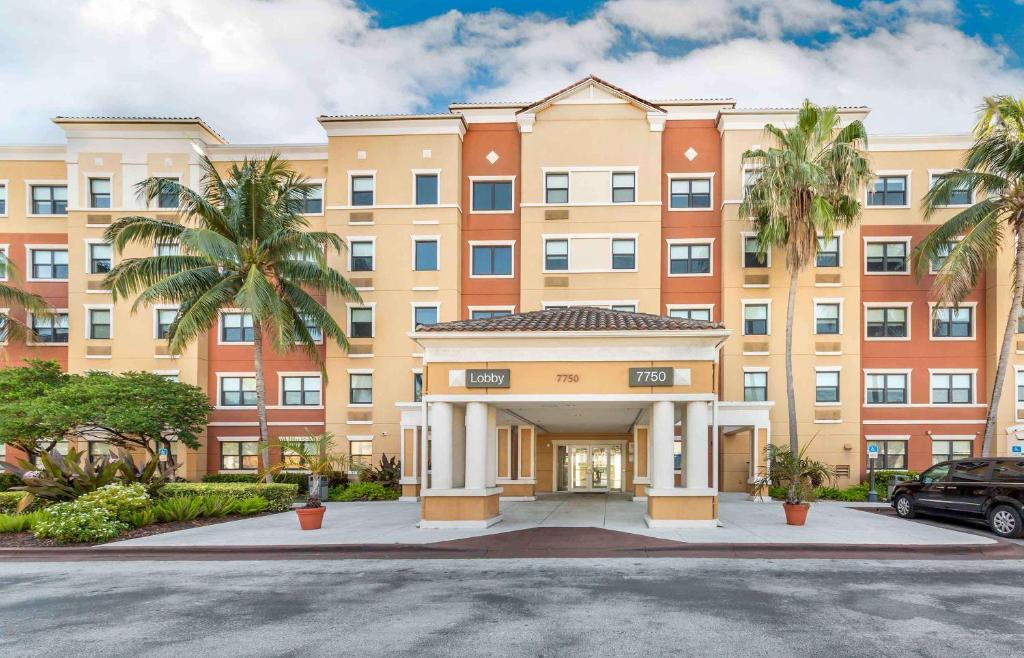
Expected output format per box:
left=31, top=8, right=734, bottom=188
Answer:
left=567, top=445, right=622, bottom=492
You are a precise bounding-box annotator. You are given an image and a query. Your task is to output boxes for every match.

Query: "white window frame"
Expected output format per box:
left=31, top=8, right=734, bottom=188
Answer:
left=347, top=302, right=376, bottom=339
left=665, top=304, right=714, bottom=322
left=411, top=235, right=441, bottom=272
left=299, top=179, right=325, bottom=216
left=218, top=309, right=254, bottom=345
left=0, top=306, right=8, bottom=345
left=928, top=169, right=972, bottom=208
left=740, top=231, right=770, bottom=269
left=1015, top=365, right=1024, bottom=420
left=741, top=299, right=772, bottom=337
left=863, top=302, right=912, bottom=342
left=813, top=298, right=844, bottom=336
left=863, top=369, right=913, bottom=407
left=347, top=368, right=375, bottom=408
left=815, top=231, right=844, bottom=269
left=928, top=302, right=977, bottom=341
left=468, top=176, right=516, bottom=214
left=742, top=366, right=769, bottom=402
left=666, top=238, right=714, bottom=278
left=26, top=309, right=69, bottom=346
left=928, top=368, right=978, bottom=406
left=467, top=305, right=516, bottom=320
left=84, top=303, right=114, bottom=341
left=25, top=179, right=68, bottom=217
left=814, top=366, right=842, bottom=407
left=865, top=170, right=912, bottom=209
left=277, top=372, right=323, bottom=409
left=611, top=171, right=637, bottom=203
left=148, top=173, right=183, bottom=211
left=411, top=169, right=441, bottom=206
left=865, top=435, right=911, bottom=471
left=469, top=240, right=515, bottom=279
left=346, top=236, right=376, bottom=273
left=410, top=302, right=441, bottom=331
left=0, top=180, right=8, bottom=218
left=86, top=174, right=114, bottom=210
left=153, top=304, right=179, bottom=340
left=927, top=237, right=962, bottom=275
left=541, top=300, right=640, bottom=312
left=930, top=435, right=976, bottom=464
left=347, top=170, right=377, bottom=207
left=665, top=173, right=715, bottom=212
left=539, top=234, right=638, bottom=274
left=153, top=241, right=181, bottom=257
left=84, top=238, right=114, bottom=277
left=0, top=244, right=9, bottom=282
left=215, top=372, right=258, bottom=410
left=25, top=244, right=69, bottom=282
left=863, top=236, right=911, bottom=276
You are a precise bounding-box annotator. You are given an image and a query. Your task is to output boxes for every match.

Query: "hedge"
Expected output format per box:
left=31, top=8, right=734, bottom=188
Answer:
left=160, top=483, right=298, bottom=513
left=0, top=491, right=26, bottom=514
left=0, top=473, right=22, bottom=492
left=202, top=472, right=349, bottom=493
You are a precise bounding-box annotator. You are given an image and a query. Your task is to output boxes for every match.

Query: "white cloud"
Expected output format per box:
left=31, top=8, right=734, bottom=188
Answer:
left=0, top=0, right=1020, bottom=143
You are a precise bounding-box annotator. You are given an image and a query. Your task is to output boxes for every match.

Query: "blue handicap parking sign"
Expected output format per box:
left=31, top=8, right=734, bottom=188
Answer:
left=867, top=444, right=879, bottom=453
left=1012, top=444, right=1023, bottom=454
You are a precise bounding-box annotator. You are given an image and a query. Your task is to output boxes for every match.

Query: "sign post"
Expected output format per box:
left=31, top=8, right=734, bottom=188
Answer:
left=159, top=447, right=169, bottom=463
left=866, top=444, right=879, bottom=502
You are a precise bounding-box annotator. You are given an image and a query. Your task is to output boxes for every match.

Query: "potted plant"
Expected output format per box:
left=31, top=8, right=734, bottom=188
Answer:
left=766, top=441, right=836, bottom=525
left=261, top=432, right=350, bottom=530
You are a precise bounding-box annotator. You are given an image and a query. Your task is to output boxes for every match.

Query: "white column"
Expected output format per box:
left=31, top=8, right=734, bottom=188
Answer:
left=650, top=400, right=675, bottom=490
left=429, top=402, right=453, bottom=490
left=686, top=400, right=710, bottom=490
left=465, top=402, right=488, bottom=490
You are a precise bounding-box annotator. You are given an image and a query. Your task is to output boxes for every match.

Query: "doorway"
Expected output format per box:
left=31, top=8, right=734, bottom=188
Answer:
left=558, top=444, right=624, bottom=492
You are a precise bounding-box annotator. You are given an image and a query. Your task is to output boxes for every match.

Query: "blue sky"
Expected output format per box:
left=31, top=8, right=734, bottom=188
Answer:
left=0, top=1, right=1022, bottom=142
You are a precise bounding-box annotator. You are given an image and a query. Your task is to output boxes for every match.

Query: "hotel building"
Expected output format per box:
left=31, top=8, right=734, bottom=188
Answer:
left=0, top=76, right=1017, bottom=526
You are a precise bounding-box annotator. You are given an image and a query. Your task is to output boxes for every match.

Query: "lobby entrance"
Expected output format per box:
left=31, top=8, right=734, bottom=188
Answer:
left=557, top=444, right=625, bottom=493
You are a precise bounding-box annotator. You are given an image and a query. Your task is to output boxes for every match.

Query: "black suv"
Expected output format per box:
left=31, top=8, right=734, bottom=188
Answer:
left=891, top=458, right=1024, bottom=538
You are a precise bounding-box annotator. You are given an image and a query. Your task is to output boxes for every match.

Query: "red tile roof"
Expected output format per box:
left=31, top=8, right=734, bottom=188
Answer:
left=415, top=306, right=723, bottom=333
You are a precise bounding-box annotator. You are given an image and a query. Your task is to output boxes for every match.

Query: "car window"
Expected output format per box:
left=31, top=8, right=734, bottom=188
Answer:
left=920, top=463, right=950, bottom=484
left=950, top=460, right=990, bottom=482
left=992, top=460, right=1024, bottom=483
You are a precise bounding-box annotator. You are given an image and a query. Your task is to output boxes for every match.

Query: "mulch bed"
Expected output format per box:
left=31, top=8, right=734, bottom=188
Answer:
left=0, top=512, right=277, bottom=549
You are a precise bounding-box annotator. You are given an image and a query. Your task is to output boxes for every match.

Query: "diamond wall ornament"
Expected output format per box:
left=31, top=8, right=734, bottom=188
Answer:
left=684, top=147, right=698, bottom=161
left=357, top=150, right=367, bottom=160
left=486, top=150, right=500, bottom=164
left=422, top=149, right=432, bottom=159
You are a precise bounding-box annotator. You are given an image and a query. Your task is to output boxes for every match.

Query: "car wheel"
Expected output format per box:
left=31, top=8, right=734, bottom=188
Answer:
left=894, top=494, right=916, bottom=519
left=989, top=505, right=1024, bottom=539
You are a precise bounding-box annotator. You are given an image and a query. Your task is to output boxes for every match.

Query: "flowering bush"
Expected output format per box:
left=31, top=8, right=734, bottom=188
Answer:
left=79, top=483, right=151, bottom=525
left=32, top=500, right=128, bottom=543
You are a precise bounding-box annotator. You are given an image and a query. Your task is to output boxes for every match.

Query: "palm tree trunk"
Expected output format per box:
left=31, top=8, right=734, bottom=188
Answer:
left=785, top=270, right=799, bottom=454
left=982, top=227, right=1024, bottom=456
left=252, top=320, right=273, bottom=483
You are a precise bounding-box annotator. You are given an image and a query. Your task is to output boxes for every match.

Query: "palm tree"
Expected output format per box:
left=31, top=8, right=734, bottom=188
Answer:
left=913, top=96, right=1024, bottom=456
left=103, top=155, right=361, bottom=480
left=0, top=251, right=52, bottom=346
left=740, top=101, right=872, bottom=453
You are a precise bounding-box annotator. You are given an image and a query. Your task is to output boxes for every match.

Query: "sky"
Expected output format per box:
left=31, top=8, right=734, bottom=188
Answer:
left=0, top=0, right=1022, bottom=144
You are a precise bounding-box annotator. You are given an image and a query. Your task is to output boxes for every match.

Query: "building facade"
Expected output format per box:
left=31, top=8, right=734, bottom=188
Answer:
left=0, top=77, right=1019, bottom=518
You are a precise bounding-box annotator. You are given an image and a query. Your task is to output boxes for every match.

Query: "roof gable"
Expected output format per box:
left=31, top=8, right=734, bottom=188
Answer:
left=517, top=75, right=665, bottom=116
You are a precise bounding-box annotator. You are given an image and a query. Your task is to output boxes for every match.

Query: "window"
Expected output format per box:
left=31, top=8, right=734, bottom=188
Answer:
left=742, top=169, right=761, bottom=198
left=349, top=307, right=373, bottom=338
left=931, top=173, right=971, bottom=206
left=865, top=241, right=907, bottom=273
left=88, top=243, right=112, bottom=274
left=88, top=308, right=111, bottom=340
left=414, top=239, right=438, bottom=271
left=88, top=441, right=110, bottom=464
left=89, top=178, right=111, bottom=209
left=951, top=460, right=989, bottom=482
left=0, top=312, right=7, bottom=343
left=743, top=304, right=768, bottom=335
left=350, top=373, right=372, bottom=405
left=743, top=371, right=767, bottom=401
left=301, top=314, right=322, bottom=342
left=156, top=242, right=180, bottom=257
left=350, top=440, right=373, bottom=468
left=0, top=183, right=6, bottom=214
left=815, top=371, right=840, bottom=403
left=545, top=173, right=569, bottom=204
left=155, top=308, right=176, bottom=339
left=932, top=440, right=972, bottom=465
left=866, top=307, right=908, bottom=338
left=669, top=178, right=711, bottom=209
left=350, top=241, right=374, bottom=271
left=31, top=185, right=67, bottom=215
left=668, top=307, right=712, bottom=321
left=281, top=376, right=321, bottom=406
left=611, top=239, right=635, bottom=270
left=156, top=177, right=179, bottom=209
left=471, top=180, right=513, bottom=212
left=867, top=176, right=907, bottom=206
left=31, top=249, right=68, bottom=280
left=31, top=313, right=68, bottom=343
left=816, top=236, right=840, bottom=267
left=669, top=243, right=711, bottom=275
left=866, top=439, right=907, bottom=470
left=993, top=460, right=1024, bottom=482
left=282, top=439, right=316, bottom=469
left=414, top=305, right=438, bottom=327
left=220, top=441, right=259, bottom=470
left=413, top=372, right=423, bottom=402
left=814, top=303, right=840, bottom=335
left=471, top=309, right=512, bottom=320
left=544, top=239, right=568, bottom=271
left=351, top=175, right=374, bottom=206
left=743, top=236, right=767, bottom=268
left=674, top=439, right=682, bottom=471
left=415, top=174, right=439, bottom=205
left=611, top=304, right=636, bottom=312
left=0, top=246, right=6, bottom=280
left=931, top=372, right=973, bottom=404
left=929, top=241, right=957, bottom=273
left=220, top=376, right=257, bottom=406
left=866, top=373, right=907, bottom=404
left=612, top=172, right=635, bottom=203
left=932, top=307, right=972, bottom=338
left=221, top=312, right=253, bottom=342
left=472, top=244, right=513, bottom=276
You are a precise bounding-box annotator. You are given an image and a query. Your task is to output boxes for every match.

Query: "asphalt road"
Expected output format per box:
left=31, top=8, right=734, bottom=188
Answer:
left=1, top=558, right=1022, bottom=657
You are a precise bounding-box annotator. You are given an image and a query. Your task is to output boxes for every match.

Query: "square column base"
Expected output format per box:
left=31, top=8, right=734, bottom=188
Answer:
left=400, top=483, right=421, bottom=501
left=419, top=487, right=503, bottom=528
left=498, top=481, right=535, bottom=501
left=645, top=487, right=718, bottom=527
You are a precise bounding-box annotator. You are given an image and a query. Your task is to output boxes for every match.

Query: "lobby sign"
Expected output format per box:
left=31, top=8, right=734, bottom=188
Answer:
left=466, top=368, right=511, bottom=388
left=628, top=367, right=674, bottom=387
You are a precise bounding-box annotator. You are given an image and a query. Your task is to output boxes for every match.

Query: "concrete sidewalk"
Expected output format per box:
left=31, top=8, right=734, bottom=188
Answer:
left=107, top=493, right=995, bottom=548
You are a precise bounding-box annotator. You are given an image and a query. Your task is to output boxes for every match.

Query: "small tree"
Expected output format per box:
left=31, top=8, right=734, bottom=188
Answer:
left=260, top=432, right=350, bottom=508
left=0, top=360, right=70, bottom=460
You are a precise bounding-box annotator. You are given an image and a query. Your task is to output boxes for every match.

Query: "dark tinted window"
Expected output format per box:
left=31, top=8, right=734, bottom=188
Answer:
left=920, top=463, right=950, bottom=484
left=950, top=460, right=990, bottom=482
left=992, top=460, right=1024, bottom=482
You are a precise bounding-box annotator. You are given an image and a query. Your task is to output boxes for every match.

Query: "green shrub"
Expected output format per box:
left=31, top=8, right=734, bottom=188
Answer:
left=767, top=486, right=788, bottom=500
left=79, top=483, right=150, bottom=524
left=198, top=495, right=238, bottom=518
left=236, top=496, right=268, bottom=515
left=0, top=511, right=44, bottom=533
left=153, top=496, right=204, bottom=523
left=0, top=473, right=22, bottom=492
left=0, top=491, right=27, bottom=514
left=161, top=483, right=297, bottom=512
left=329, top=482, right=400, bottom=502
left=202, top=471, right=349, bottom=493
left=126, top=508, right=155, bottom=528
left=32, top=500, right=127, bottom=543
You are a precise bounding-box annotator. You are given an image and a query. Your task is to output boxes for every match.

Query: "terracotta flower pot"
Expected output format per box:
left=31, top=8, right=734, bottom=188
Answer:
left=783, top=502, right=810, bottom=526
left=296, top=506, right=326, bottom=530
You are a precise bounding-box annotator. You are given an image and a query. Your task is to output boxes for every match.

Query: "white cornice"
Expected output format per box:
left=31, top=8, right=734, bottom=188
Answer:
left=0, top=145, right=66, bottom=160
left=206, top=143, right=328, bottom=161
left=867, top=133, right=973, bottom=152
left=319, top=116, right=466, bottom=138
